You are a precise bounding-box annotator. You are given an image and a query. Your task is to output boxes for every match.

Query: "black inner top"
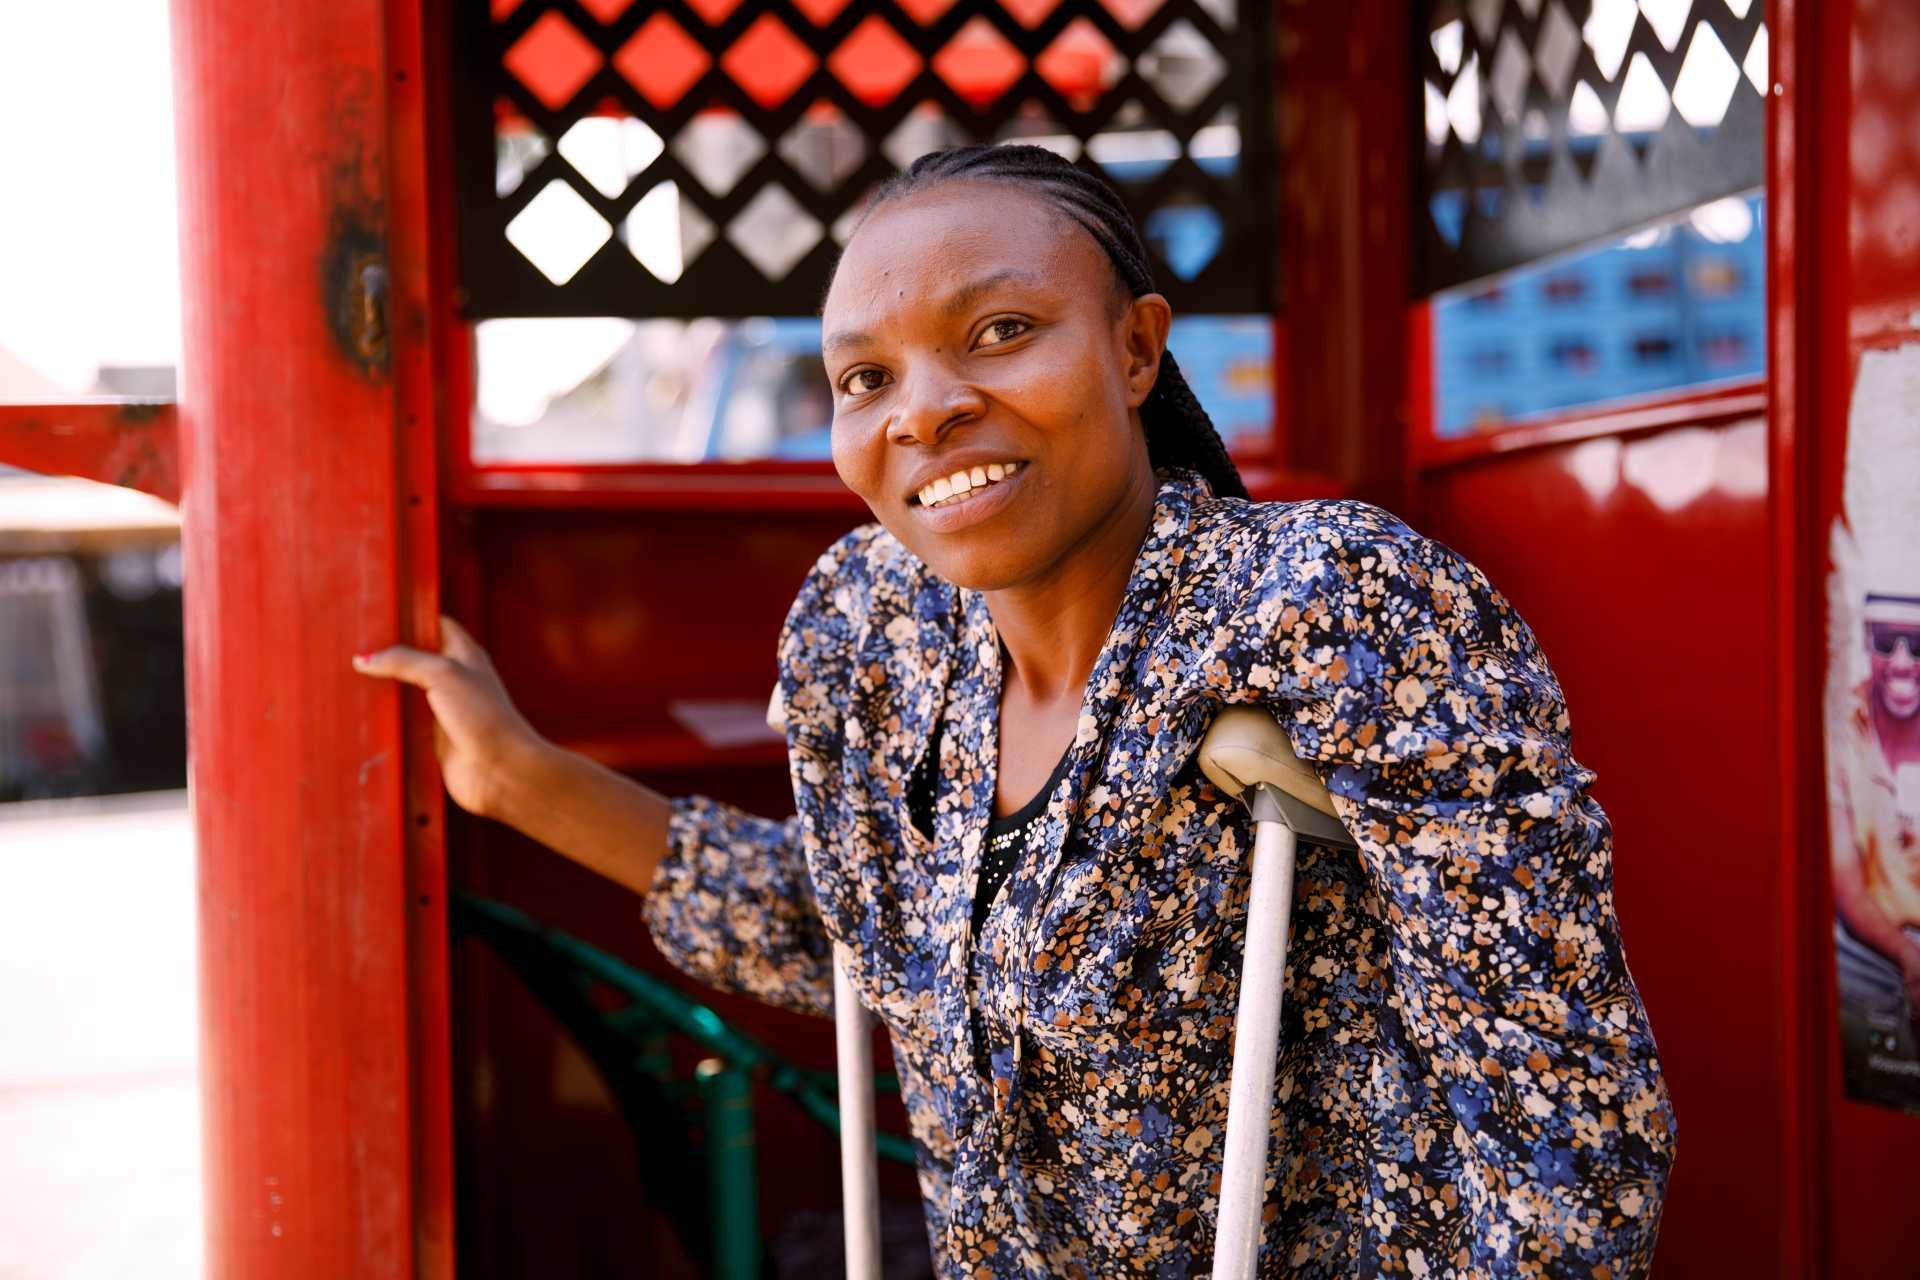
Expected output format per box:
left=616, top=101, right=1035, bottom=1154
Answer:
left=973, top=747, right=1074, bottom=939
left=906, top=724, right=1078, bottom=1077
left=905, top=721, right=1075, bottom=941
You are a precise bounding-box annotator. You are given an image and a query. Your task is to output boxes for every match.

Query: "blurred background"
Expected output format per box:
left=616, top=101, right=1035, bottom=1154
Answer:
left=0, top=1, right=200, bottom=1277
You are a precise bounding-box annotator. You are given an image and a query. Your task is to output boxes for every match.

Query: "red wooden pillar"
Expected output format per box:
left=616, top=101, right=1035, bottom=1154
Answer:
left=168, top=1, right=452, bottom=1275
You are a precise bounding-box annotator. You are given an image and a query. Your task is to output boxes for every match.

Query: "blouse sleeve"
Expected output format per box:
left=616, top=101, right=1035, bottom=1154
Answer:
left=640, top=793, right=834, bottom=1018
left=1255, top=508, right=1678, bottom=1275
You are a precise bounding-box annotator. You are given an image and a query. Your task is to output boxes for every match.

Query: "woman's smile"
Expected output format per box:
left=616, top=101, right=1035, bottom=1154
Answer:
left=909, top=457, right=1030, bottom=534
left=912, top=458, right=1025, bottom=509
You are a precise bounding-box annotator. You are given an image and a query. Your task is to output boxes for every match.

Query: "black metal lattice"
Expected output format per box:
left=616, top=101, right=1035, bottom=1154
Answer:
left=1417, top=0, right=1766, bottom=294
left=453, top=0, right=1275, bottom=318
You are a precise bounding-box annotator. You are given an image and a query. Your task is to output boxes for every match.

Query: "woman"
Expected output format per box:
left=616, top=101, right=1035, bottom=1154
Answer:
left=356, top=145, right=1677, bottom=1278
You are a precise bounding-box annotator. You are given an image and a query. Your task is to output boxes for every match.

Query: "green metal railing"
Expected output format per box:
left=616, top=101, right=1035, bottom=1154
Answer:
left=452, top=893, right=914, bottom=1279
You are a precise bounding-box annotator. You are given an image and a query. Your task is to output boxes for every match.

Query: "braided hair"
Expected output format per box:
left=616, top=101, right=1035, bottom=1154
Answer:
left=834, top=142, right=1249, bottom=501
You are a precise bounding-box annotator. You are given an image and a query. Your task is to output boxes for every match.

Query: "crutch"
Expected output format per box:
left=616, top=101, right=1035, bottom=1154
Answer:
left=833, top=944, right=884, bottom=1280
left=766, top=688, right=885, bottom=1280
left=1196, top=706, right=1358, bottom=1279
left=784, top=691, right=1353, bottom=1280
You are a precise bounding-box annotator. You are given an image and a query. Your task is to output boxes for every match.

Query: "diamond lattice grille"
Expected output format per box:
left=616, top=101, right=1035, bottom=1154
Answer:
left=1417, top=0, right=1766, bottom=293
left=457, top=0, right=1276, bottom=316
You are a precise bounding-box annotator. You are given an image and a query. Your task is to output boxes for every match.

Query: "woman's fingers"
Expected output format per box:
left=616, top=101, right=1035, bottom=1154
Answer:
left=438, top=614, right=488, bottom=667
left=355, top=614, right=494, bottom=687
left=352, top=644, right=449, bottom=690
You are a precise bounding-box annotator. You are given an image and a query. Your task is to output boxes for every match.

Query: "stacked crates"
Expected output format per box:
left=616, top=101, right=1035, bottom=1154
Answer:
left=1432, top=191, right=1766, bottom=437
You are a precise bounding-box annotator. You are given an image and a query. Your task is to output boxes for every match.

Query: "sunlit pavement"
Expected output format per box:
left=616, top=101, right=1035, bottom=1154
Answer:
left=0, top=791, right=200, bottom=1280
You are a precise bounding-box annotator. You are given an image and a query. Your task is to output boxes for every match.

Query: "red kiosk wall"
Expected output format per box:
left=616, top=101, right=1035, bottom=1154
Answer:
left=1404, top=0, right=1920, bottom=1274
left=1407, top=395, right=1781, bottom=1276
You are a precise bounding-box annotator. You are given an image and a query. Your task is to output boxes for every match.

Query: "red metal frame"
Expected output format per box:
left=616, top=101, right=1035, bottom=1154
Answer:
left=1402, top=4, right=1920, bottom=1274
left=1406, top=376, right=1769, bottom=472
left=1395, top=8, right=1827, bottom=1276
left=0, top=401, right=180, bottom=502
left=1273, top=0, right=1412, bottom=508
left=1767, top=0, right=1819, bottom=1271
left=389, top=0, right=458, bottom=1267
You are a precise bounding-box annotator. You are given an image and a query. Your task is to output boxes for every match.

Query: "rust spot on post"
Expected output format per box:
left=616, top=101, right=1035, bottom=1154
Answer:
left=318, top=70, right=391, bottom=383
left=325, top=218, right=391, bottom=380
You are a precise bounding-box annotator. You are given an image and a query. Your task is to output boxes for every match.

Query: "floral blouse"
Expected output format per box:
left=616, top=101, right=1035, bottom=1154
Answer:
left=642, top=469, right=1678, bottom=1278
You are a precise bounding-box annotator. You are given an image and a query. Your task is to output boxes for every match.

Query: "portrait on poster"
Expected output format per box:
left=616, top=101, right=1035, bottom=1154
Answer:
left=1826, top=344, right=1920, bottom=1113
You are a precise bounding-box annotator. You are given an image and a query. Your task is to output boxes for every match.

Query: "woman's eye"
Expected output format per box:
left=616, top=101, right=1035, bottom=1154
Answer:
left=976, top=318, right=1029, bottom=348
left=840, top=368, right=889, bottom=397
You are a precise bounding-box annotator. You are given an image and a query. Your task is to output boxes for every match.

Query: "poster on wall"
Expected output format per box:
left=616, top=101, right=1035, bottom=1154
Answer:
left=1826, top=345, right=1920, bottom=1113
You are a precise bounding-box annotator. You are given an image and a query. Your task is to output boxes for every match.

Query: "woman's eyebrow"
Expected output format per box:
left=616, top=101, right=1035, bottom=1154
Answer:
left=823, top=267, right=1043, bottom=359
left=934, top=267, right=1043, bottom=318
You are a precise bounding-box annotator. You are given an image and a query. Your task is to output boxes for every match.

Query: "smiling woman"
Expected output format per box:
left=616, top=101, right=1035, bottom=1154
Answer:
left=357, top=144, right=1677, bottom=1278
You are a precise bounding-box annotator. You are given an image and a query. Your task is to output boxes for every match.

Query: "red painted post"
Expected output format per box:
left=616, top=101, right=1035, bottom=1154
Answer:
left=1273, top=0, right=1412, bottom=511
left=168, top=2, right=451, bottom=1275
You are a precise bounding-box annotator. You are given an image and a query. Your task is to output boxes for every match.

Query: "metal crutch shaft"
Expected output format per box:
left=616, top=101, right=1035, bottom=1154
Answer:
left=1210, top=785, right=1297, bottom=1280
left=1196, top=706, right=1360, bottom=1279
left=773, top=689, right=884, bottom=1280
left=835, top=945, right=883, bottom=1280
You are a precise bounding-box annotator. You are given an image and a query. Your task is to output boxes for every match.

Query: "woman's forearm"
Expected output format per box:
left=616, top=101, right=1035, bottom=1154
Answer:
left=487, top=737, right=674, bottom=898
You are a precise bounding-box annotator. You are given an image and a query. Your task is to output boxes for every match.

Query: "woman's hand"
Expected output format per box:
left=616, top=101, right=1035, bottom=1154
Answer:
left=352, top=614, right=547, bottom=820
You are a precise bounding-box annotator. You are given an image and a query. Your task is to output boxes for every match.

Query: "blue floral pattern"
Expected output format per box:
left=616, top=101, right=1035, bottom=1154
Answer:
left=641, top=469, right=1677, bottom=1277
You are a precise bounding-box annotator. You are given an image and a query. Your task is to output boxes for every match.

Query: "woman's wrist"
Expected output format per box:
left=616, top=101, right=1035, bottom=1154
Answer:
left=477, top=729, right=675, bottom=897
left=483, top=731, right=568, bottom=828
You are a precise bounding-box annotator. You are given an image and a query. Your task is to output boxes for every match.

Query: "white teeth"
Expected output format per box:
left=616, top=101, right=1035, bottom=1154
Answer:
left=917, top=460, right=1023, bottom=509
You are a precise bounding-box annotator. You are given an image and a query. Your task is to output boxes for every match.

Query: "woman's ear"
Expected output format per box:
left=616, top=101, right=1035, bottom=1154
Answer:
left=1119, top=291, right=1173, bottom=407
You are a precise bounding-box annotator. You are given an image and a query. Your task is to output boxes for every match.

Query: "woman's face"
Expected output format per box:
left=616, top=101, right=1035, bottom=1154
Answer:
left=821, top=181, right=1169, bottom=592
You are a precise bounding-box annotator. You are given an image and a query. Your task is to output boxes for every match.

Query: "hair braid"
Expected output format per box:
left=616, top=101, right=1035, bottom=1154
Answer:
left=837, top=142, right=1250, bottom=502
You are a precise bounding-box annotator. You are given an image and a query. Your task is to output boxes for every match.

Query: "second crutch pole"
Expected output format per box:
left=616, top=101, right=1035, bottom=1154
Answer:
left=770, top=685, right=884, bottom=1280
left=833, top=944, right=884, bottom=1280
left=1197, top=707, right=1360, bottom=1280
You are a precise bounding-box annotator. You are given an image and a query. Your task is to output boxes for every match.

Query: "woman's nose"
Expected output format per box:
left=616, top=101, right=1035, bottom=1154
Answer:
left=889, top=367, right=985, bottom=446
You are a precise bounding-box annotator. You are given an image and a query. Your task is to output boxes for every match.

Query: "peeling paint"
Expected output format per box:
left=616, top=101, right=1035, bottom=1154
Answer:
left=357, top=750, right=390, bottom=787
